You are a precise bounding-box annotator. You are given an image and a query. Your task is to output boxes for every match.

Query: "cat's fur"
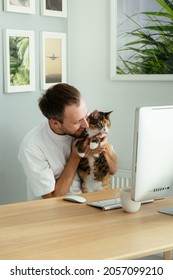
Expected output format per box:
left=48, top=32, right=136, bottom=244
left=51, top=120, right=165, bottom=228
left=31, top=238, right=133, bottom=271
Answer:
left=76, top=110, right=112, bottom=193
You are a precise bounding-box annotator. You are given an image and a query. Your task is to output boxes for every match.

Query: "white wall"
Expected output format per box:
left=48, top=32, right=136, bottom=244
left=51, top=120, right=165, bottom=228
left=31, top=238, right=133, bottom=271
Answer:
left=68, top=0, right=173, bottom=169
left=0, top=0, right=173, bottom=204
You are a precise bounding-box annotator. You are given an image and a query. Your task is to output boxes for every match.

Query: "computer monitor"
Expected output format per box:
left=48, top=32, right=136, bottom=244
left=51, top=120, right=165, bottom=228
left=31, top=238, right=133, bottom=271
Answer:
left=131, top=105, right=173, bottom=214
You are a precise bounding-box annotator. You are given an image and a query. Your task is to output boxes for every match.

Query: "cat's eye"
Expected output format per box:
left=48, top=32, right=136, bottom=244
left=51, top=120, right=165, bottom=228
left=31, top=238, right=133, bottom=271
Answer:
left=90, top=119, right=103, bottom=128
left=97, top=123, right=103, bottom=128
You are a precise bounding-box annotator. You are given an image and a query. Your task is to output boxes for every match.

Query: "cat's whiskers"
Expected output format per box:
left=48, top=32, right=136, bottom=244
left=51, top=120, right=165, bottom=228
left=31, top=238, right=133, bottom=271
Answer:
left=86, top=128, right=100, bottom=137
left=101, top=127, right=108, bottom=134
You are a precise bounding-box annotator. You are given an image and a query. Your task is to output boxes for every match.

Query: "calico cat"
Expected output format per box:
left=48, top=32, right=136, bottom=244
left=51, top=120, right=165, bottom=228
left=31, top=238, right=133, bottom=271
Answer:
left=76, top=110, right=112, bottom=193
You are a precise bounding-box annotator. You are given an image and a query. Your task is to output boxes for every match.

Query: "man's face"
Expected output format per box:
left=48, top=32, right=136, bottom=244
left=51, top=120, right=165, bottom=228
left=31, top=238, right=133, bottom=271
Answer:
left=58, top=98, right=89, bottom=137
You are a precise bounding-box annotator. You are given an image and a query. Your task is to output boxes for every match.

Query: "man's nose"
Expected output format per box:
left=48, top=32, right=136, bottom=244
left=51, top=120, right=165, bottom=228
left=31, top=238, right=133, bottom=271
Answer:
left=81, top=118, right=89, bottom=128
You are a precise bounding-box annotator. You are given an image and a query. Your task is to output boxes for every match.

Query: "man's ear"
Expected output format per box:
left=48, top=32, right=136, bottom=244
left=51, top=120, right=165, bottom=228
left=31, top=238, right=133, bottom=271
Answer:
left=49, top=119, right=61, bottom=128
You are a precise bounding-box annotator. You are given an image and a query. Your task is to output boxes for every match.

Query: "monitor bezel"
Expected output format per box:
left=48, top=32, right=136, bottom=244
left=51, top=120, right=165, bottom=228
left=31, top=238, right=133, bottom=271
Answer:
left=131, top=105, right=173, bottom=203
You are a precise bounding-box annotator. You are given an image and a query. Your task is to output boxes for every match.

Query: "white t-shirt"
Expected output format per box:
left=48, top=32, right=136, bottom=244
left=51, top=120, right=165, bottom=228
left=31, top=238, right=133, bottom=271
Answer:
left=18, top=120, right=81, bottom=200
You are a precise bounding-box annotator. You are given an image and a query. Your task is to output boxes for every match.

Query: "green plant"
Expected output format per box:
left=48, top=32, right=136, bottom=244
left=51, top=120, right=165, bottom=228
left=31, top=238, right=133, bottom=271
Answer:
left=10, top=36, right=30, bottom=86
left=18, top=0, right=29, bottom=7
left=117, top=0, right=173, bottom=75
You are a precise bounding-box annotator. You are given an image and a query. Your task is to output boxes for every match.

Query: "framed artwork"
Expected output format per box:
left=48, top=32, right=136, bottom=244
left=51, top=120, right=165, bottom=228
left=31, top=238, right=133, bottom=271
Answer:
left=110, top=0, right=173, bottom=81
left=4, top=29, right=35, bottom=93
left=40, top=32, right=67, bottom=90
left=4, top=0, right=35, bottom=14
left=41, top=0, right=67, bottom=17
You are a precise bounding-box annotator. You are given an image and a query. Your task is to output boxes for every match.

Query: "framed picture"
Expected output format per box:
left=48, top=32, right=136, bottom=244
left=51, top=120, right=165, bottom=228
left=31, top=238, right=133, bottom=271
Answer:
left=4, top=0, right=35, bottom=14
left=40, top=32, right=67, bottom=90
left=110, top=0, right=173, bottom=81
left=3, top=29, right=35, bottom=93
left=41, top=0, right=67, bottom=17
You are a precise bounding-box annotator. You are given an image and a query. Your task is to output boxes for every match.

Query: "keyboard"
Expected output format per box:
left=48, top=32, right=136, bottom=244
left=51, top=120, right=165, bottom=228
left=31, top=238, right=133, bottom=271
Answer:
left=87, top=198, right=153, bottom=211
left=87, top=198, right=122, bottom=211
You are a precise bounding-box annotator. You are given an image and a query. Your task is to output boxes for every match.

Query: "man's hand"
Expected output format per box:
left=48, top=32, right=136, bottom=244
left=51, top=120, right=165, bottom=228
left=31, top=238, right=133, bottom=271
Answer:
left=83, top=133, right=108, bottom=157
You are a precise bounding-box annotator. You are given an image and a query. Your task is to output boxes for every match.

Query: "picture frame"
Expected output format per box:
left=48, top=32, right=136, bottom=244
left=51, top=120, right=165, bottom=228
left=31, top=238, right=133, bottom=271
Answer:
left=4, top=0, right=35, bottom=14
left=41, top=0, right=67, bottom=18
left=110, top=0, right=173, bottom=81
left=3, top=29, right=35, bottom=93
left=40, top=32, right=67, bottom=90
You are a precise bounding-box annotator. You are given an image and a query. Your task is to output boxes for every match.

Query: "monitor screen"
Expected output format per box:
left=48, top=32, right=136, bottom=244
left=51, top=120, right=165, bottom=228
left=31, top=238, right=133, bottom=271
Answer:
left=131, top=105, right=173, bottom=207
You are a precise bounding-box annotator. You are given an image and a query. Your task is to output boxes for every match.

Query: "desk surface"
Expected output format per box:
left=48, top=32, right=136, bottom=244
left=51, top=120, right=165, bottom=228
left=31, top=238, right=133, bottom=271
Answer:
left=1, top=189, right=173, bottom=260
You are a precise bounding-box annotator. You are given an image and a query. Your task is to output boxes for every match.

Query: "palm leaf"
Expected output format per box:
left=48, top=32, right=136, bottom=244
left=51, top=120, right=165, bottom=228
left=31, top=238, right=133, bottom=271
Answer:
left=117, top=0, right=173, bottom=75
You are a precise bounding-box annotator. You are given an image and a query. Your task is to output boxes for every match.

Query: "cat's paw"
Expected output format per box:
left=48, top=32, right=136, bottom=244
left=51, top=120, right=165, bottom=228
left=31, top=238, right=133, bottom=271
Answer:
left=78, top=152, right=85, bottom=158
left=90, top=142, right=99, bottom=149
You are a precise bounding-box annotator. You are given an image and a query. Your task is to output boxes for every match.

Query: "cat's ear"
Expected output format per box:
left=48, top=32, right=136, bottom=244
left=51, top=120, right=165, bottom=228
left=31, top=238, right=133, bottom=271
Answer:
left=105, top=111, right=113, bottom=118
left=91, top=110, right=100, bottom=119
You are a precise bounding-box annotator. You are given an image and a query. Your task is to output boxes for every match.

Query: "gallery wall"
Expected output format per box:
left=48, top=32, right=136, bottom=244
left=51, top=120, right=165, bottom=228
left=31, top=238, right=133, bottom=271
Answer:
left=0, top=1, right=67, bottom=204
left=0, top=0, right=173, bottom=204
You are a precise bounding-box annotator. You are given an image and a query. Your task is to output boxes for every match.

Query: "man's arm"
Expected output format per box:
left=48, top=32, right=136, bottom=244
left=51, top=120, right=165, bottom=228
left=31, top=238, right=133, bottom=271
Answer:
left=103, top=142, right=117, bottom=175
left=42, top=140, right=81, bottom=198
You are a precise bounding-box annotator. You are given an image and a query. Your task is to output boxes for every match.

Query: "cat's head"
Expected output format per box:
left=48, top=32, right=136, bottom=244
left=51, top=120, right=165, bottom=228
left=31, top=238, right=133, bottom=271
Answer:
left=86, top=110, right=112, bottom=136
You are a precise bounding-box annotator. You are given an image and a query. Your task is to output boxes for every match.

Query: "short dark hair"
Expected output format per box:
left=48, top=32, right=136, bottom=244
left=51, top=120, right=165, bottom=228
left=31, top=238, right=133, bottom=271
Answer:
left=38, top=83, right=81, bottom=122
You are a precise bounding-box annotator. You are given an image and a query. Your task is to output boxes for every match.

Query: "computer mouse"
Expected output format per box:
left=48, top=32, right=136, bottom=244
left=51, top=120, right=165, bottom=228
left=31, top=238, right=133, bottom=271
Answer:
left=63, top=195, right=86, bottom=203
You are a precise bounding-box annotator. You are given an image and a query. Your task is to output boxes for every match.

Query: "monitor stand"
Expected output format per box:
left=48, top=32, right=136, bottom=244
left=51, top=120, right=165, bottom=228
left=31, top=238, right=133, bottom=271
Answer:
left=158, top=207, right=173, bottom=216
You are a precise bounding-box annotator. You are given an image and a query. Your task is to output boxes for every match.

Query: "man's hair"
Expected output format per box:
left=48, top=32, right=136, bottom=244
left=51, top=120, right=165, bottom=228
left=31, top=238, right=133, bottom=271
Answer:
left=38, top=83, right=81, bottom=122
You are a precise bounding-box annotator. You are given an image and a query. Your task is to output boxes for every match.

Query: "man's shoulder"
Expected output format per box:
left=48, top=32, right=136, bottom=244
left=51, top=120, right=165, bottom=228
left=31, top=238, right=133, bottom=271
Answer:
left=21, top=120, right=47, bottom=147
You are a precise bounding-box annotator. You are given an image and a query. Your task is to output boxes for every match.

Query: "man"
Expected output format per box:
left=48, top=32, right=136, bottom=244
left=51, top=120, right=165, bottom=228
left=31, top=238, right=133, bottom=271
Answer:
left=18, top=83, right=117, bottom=200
